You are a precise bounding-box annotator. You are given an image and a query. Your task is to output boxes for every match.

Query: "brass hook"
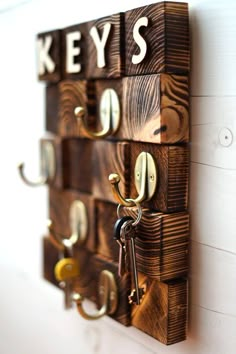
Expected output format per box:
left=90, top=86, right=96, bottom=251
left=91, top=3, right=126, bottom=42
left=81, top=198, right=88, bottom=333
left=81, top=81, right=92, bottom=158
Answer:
left=18, top=141, right=55, bottom=187
left=109, top=152, right=158, bottom=207
left=74, top=88, right=120, bottom=139
left=47, top=200, right=88, bottom=250
left=72, top=270, right=118, bottom=320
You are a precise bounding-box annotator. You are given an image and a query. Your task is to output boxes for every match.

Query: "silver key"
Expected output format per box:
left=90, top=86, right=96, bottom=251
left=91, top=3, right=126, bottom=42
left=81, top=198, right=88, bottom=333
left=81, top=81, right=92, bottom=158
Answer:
left=121, top=220, right=145, bottom=305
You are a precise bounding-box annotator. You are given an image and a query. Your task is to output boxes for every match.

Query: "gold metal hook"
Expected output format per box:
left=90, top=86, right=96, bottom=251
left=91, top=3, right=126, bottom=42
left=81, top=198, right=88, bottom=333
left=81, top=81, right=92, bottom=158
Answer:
left=109, top=152, right=158, bottom=207
left=74, top=88, right=120, bottom=139
left=18, top=141, right=55, bottom=187
left=47, top=200, right=88, bottom=250
left=72, top=270, right=118, bottom=320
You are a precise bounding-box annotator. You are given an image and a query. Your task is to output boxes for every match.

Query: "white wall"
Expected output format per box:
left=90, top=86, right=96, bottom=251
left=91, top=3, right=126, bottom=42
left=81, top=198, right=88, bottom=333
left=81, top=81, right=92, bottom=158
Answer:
left=0, top=0, right=235, bottom=353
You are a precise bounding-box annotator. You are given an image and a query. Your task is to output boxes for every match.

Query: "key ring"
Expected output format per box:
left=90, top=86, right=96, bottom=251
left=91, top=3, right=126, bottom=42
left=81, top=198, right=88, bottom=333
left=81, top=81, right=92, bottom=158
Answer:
left=117, top=199, right=142, bottom=227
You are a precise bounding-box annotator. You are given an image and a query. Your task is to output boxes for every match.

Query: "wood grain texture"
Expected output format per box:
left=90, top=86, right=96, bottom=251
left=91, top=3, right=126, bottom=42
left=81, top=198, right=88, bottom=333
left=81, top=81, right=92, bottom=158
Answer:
left=62, top=137, right=93, bottom=193
left=130, top=143, right=189, bottom=212
left=40, top=137, right=93, bottom=192
left=121, top=74, right=189, bottom=143
left=97, top=141, right=189, bottom=211
left=96, top=201, right=189, bottom=280
left=49, top=188, right=96, bottom=253
left=123, top=208, right=189, bottom=280
left=46, top=84, right=59, bottom=134
left=43, top=237, right=131, bottom=326
left=92, top=141, right=130, bottom=201
left=37, top=30, right=62, bottom=82
left=92, top=254, right=131, bottom=326
left=86, top=13, right=125, bottom=78
left=61, top=23, right=87, bottom=80
left=43, top=236, right=60, bottom=287
left=96, top=200, right=119, bottom=262
left=132, top=275, right=187, bottom=345
left=58, top=80, right=96, bottom=137
left=125, top=2, right=190, bottom=76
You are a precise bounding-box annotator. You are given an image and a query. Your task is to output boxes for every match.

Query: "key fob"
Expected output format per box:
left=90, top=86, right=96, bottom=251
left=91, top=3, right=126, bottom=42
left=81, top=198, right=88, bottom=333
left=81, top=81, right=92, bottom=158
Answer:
left=54, top=258, right=80, bottom=282
left=113, top=216, right=133, bottom=240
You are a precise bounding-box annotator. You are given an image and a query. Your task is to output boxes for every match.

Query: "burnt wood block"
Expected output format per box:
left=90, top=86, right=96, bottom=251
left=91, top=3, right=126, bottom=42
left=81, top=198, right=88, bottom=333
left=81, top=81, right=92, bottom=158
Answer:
left=132, top=275, right=187, bottom=345
left=95, top=74, right=189, bottom=143
left=41, top=137, right=93, bottom=192
left=58, top=80, right=96, bottom=137
left=125, top=2, right=190, bottom=76
left=92, top=141, right=130, bottom=203
left=93, top=141, right=189, bottom=212
left=37, top=30, right=62, bottom=82
left=91, top=254, right=131, bottom=326
left=96, top=201, right=189, bottom=280
left=45, top=244, right=131, bottom=326
left=49, top=188, right=96, bottom=253
left=96, top=200, right=119, bottom=262
left=86, top=13, right=125, bottom=78
left=62, top=138, right=93, bottom=192
left=46, top=84, right=59, bottom=134
left=61, top=23, right=87, bottom=80
left=43, top=236, right=60, bottom=287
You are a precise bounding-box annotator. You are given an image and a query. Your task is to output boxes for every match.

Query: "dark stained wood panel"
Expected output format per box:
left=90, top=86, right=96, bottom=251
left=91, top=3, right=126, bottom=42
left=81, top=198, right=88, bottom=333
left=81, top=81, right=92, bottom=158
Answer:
left=132, top=275, right=187, bottom=345
left=49, top=188, right=96, bottom=253
left=37, top=30, right=62, bottom=82
left=43, top=236, right=60, bottom=287
left=86, top=13, right=125, bottom=78
left=92, top=141, right=131, bottom=201
left=58, top=80, right=96, bottom=137
left=62, top=137, right=93, bottom=193
left=125, top=2, right=189, bottom=76
left=46, top=84, right=59, bottom=134
left=96, top=200, right=119, bottom=262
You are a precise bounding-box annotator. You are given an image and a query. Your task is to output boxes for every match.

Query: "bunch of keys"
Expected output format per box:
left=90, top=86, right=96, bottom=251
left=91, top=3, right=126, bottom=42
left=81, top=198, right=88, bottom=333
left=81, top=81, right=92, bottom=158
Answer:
left=113, top=204, right=145, bottom=305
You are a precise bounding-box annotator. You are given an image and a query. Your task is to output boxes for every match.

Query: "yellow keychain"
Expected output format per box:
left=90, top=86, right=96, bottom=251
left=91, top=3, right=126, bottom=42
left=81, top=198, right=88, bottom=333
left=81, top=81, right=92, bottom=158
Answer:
left=54, top=258, right=80, bottom=282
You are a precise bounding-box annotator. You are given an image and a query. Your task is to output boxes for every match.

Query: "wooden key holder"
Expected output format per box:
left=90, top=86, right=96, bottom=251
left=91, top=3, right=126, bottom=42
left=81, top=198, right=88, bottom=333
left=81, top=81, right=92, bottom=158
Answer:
left=23, top=0, right=191, bottom=346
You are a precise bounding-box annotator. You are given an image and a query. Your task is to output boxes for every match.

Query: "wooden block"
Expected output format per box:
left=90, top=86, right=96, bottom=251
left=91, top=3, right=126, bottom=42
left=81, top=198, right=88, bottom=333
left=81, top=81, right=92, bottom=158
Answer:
left=73, top=250, right=131, bottom=326
left=92, top=254, right=131, bottom=326
left=96, top=201, right=189, bottom=280
left=130, top=143, right=189, bottom=212
left=121, top=74, right=189, bottom=143
left=42, top=236, right=59, bottom=287
left=58, top=80, right=96, bottom=137
left=92, top=141, right=130, bottom=202
left=61, top=23, right=87, bottom=80
left=125, top=2, right=190, bottom=76
left=49, top=188, right=96, bottom=253
left=86, top=13, right=125, bottom=78
left=37, top=30, right=62, bottom=82
left=46, top=84, right=59, bottom=134
left=132, top=275, right=187, bottom=345
left=93, top=141, right=189, bottom=212
left=123, top=208, right=189, bottom=280
left=96, top=200, right=119, bottom=262
left=62, top=137, right=93, bottom=192
left=41, top=137, right=93, bottom=192
left=95, top=74, right=189, bottom=143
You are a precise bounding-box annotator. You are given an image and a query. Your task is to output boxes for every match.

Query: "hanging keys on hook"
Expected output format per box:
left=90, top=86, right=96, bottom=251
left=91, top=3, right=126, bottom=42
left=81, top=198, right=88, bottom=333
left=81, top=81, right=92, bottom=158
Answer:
left=113, top=203, right=145, bottom=305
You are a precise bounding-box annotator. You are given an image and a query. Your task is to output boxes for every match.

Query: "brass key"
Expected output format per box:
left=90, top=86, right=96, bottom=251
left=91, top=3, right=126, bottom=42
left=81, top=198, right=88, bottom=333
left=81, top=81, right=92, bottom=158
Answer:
left=54, top=257, right=80, bottom=309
